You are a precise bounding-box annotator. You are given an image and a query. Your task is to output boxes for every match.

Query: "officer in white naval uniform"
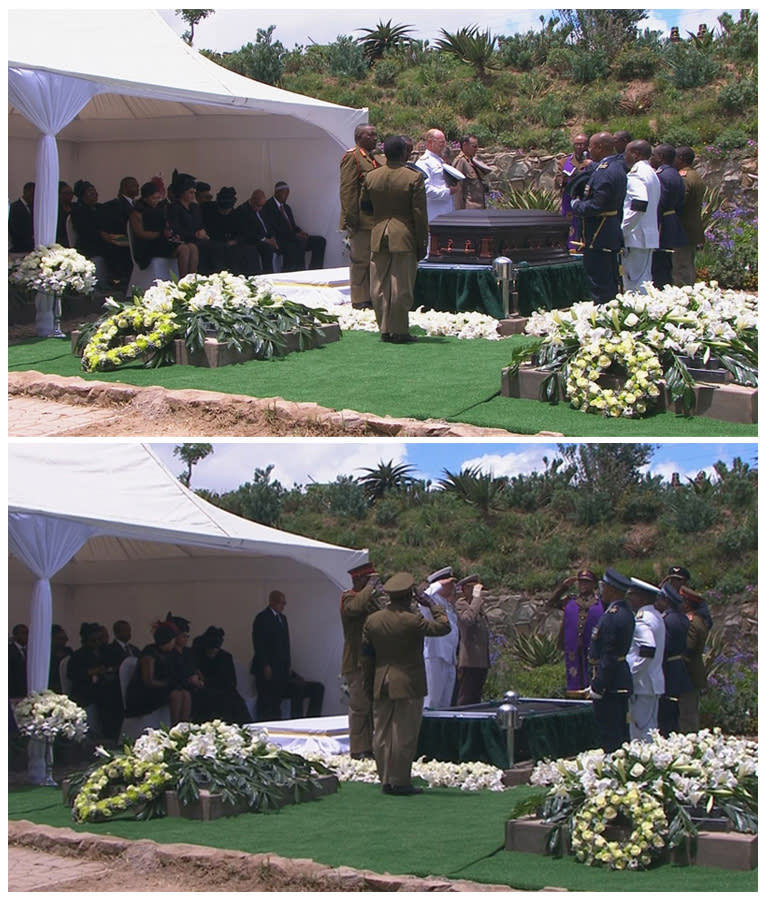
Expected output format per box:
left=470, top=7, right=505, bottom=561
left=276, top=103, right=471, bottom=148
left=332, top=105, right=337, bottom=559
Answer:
left=418, top=566, right=459, bottom=708
left=626, top=577, right=666, bottom=740
left=621, top=139, right=661, bottom=294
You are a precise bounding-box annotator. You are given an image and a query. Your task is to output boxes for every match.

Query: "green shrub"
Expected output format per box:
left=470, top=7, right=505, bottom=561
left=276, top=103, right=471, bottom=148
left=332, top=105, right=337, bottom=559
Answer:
left=588, top=525, right=628, bottom=562
left=398, top=83, right=421, bottom=107
left=534, top=93, right=572, bottom=128
left=581, top=88, right=621, bottom=122
left=662, top=490, right=717, bottom=534
left=457, top=522, right=495, bottom=559
left=569, top=49, right=608, bottom=84
left=702, top=206, right=758, bottom=290
left=373, top=497, right=401, bottom=527
left=713, top=126, right=753, bottom=152
left=455, top=80, right=492, bottom=118
left=665, top=44, right=720, bottom=89
left=717, top=77, right=758, bottom=114
left=513, top=630, right=561, bottom=667
left=485, top=653, right=564, bottom=701
left=616, top=486, right=666, bottom=523
left=325, top=35, right=369, bottom=78
left=612, top=45, right=660, bottom=80
left=373, top=59, right=399, bottom=86
left=699, top=649, right=758, bottom=736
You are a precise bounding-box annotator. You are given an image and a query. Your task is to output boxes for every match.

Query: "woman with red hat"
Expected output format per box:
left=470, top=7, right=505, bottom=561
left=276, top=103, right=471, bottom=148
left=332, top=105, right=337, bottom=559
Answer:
left=549, top=569, right=604, bottom=697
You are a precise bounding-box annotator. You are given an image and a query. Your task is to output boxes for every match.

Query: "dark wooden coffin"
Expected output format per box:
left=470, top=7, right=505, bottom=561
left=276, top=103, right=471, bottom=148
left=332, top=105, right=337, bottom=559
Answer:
left=427, top=209, right=571, bottom=265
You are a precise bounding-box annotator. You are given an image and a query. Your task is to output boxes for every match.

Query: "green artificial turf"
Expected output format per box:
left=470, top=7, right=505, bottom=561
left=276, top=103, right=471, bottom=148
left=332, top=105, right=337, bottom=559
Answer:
left=8, top=783, right=757, bottom=891
left=8, top=331, right=757, bottom=437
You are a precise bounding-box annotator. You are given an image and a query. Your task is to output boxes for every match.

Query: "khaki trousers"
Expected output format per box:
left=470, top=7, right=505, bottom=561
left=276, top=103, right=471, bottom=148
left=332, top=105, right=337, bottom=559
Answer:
left=370, top=248, right=417, bottom=335
left=672, top=245, right=697, bottom=287
left=345, top=667, right=373, bottom=755
left=372, top=695, right=424, bottom=787
left=678, top=689, right=701, bottom=734
left=348, top=229, right=372, bottom=305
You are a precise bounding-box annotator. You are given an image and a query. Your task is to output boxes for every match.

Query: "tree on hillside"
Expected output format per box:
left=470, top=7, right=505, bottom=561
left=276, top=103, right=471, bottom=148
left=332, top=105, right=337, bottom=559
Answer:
left=173, top=443, right=213, bottom=487
left=556, top=8, right=648, bottom=59
left=215, top=465, right=286, bottom=526
left=356, top=460, right=417, bottom=505
left=437, top=465, right=506, bottom=519
left=435, top=25, right=499, bottom=78
left=356, top=20, right=415, bottom=62
left=207, top=25, right=286, bottom=86
left=557, top=443, right=656, bottom=499
left=175, top=9, right=215, bottom=46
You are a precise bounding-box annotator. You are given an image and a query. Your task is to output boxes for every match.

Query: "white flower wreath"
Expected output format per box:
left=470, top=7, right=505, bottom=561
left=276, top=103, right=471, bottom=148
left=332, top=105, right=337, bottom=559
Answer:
left=565, top=333, right=664, bottom=417
left=73, top=755, right=172, bottom=823
left=571, top=787, right=668, bottom=870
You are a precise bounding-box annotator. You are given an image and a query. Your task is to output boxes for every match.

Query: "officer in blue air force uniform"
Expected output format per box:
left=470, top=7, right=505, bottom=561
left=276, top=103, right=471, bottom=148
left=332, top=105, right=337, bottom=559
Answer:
left=570, top=131, right=627, bottom=303
left=587, top=568, right=635, bottom=752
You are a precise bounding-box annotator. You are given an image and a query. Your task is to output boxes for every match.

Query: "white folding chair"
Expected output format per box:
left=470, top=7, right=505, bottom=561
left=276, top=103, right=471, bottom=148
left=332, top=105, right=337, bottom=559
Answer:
left=126, top=223, right=177, bottom=296
left=118, top=656, right=170, bottom=740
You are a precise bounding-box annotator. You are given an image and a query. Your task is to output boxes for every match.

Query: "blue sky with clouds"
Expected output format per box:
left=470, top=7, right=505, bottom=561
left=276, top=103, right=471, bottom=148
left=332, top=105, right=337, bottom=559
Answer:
left=158, top=7, right=745, bottom=54
left=150, top=441, right=757, bottom=493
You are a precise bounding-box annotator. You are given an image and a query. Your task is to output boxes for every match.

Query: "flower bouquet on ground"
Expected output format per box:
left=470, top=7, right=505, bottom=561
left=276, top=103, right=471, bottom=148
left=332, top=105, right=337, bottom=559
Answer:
left=328, top=304, right=501, bottom=341
left=508, top=282, right=758, bottom=417
left=8, top=244, right=98, bottom=297
left=315, top=753, right=506, bottom=791
left=68, top=720, right=332, bottom=823
left=524, top=728, right=757, bottom=871
left=13, top=691, right=89, bottom=743
left=75, top=271, right=338, bottom=372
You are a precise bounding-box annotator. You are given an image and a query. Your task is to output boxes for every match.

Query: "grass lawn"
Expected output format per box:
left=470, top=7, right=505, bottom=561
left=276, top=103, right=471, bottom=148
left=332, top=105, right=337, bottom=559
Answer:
left=8, top=330, right=757, bottom=437
left=7, top=782, right=757, bottom=891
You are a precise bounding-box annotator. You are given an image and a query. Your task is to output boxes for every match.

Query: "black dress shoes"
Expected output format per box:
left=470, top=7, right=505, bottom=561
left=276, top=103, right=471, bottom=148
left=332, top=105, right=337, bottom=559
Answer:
left=351, top=751, right=374, bottom=760
left=380, top=333, right=391, bottom=342
left=389, top=333, right=416, bottom=344
left=384, top=784, right=424, bottom=796
left=352, top=301, right=374, bottom=310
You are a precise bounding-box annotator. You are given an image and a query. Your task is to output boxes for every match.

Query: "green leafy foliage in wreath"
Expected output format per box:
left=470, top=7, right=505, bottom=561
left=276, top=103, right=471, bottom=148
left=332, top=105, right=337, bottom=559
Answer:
left=72, top=754, right=172, bottom=823
left=76, top=272, right=338, bottom=372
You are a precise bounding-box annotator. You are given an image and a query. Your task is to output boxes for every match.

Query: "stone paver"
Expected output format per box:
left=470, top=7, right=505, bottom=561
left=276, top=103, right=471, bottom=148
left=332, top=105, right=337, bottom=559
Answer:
left=8, top=396, right=120, bottom=436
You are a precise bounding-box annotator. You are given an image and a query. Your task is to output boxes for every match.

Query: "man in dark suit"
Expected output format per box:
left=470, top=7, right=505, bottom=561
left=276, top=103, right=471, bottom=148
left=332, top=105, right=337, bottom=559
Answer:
left=9, top=624, right=29, bottom=701
left=8, top=182, right=35, bottom=252
left=234, top=189, right=279, bottom=274
left=251, top=590, right=324, bottom=721
left=103, top=619, right=141, bottom=667
left=650, top=143, right=688, bottom=290
left=262, top=181, right=326, bottom=271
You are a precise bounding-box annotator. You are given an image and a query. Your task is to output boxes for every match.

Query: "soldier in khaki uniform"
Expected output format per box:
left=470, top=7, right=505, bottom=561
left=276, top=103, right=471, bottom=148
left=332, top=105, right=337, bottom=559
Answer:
left=679, top=586, right=712, bottom=733
left=339, top=124, right=382, bottom=309
left=672, top=146, right=706, bottom=287
left=360, top=135, right=428, bottom=343
left=361, top=572, right=450, bottom=795
left=340, top=561, right=384, bottom=759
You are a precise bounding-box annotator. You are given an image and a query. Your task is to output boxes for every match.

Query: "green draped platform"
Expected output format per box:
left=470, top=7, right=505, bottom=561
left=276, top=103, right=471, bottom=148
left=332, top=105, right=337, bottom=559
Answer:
left=414, top=260, right=592, bottom=319
left=418, top=702, right=601, bottom=768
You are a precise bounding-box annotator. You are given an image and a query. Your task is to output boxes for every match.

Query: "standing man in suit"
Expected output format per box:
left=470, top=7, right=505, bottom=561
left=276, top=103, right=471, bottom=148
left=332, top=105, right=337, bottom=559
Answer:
left=587, top=568, right=635, bottom=752
left=650, top=143, right=688, bottom=290
left=361, top=572, right=450, bottom=795
left=235, top=189, right=279, bottom=274
left=263, top=181, right=326, bottom=271
left=251, top=590, right=292, bottom=721
left=339, top=123, right=382, bottom=309
left=103, top=619, right=141, bottom=668
left=340, top=561, right=384, bottom=759
left=454, top=574, right=490, bottom=706
left=360, top=135, right=428, bottom=344
left=621, top=139, right=660, bottom=294
left=672, top=146, right=706, bottom=287
left=8, top=182, right=35, bottom=252
left=570, top=132, right=627, bottom=302
left=8, top=624, right=29, bottom=701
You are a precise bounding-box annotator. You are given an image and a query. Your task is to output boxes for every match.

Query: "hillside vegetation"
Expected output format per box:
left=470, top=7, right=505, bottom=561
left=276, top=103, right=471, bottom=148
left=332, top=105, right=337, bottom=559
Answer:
left=202, top=10, right=758, bottom=155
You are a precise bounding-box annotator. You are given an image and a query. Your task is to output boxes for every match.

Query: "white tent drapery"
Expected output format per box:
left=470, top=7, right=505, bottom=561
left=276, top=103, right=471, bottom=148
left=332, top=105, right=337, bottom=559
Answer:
left=8, top=9, right=367, bottom=334
left=8, top=444, right=369, bottom=779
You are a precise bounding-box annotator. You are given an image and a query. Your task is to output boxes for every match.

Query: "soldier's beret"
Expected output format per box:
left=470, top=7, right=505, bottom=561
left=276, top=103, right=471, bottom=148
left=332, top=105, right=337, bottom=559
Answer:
left=601, top=568, right=632, bottom=592
left=668, top=565, right=691, bottom=580
left=630, top=577, right=660, bottom=595
left=680, top=586, right=704, bottom=607
left=426, top=567, right=454, bottom=583
left=349, top=562, right=376, bottom=578
left=456, top=574, right=479, bottom=588
left=382, top=572, right=415, bottom=596
left=660, top=582, right=683, bottom=607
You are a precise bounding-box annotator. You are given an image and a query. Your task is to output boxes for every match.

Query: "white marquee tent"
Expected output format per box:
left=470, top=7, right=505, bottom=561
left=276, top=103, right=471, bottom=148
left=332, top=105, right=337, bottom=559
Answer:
left=8, top=9, right=367, bottom=270
left=8, top=443, right=369, bottom=718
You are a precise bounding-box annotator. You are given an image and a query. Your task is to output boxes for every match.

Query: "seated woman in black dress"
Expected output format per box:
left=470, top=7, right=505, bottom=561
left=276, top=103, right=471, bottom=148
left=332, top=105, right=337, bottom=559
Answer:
left=124, top=624, right=191, bottom=725
left=203, top=187, right=261, bottom=276
left=66, top=621, right=123, bottom=742
left=192, top=626, right=252, bottom=725
left=70, top=180, right=130, bottom=284
left=166, top=172, right=214, bottom=274
left=129, top=182, right=198, bottom=277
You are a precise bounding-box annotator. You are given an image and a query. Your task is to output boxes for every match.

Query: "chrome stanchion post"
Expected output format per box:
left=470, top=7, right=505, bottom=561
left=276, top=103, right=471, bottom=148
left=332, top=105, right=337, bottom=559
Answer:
left=496, top=690, right=522, bottom=768
left=493, top=256, right=513, bottom=319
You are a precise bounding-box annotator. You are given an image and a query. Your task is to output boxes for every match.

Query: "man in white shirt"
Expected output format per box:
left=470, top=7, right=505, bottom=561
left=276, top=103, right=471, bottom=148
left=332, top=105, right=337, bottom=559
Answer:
left=621, top=139, right=660, bottom=294
left=418, top=566, right=459, bottom=708
left=416, top=129, right=459, bottom=224
left=626, top=578, right=666, bottom=740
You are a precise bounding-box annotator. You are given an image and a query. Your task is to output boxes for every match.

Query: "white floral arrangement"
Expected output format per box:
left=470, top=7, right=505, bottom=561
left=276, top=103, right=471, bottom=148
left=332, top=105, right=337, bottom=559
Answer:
left=315, top=753, right=506, bottom=791
left=510, top=282, right=758, bottom=416
left=13, top=690, right=89, bottom=743
left=132, top=719, right=274, bottom=764
left=528, top=728, right=758, bottom=870
left=329, top=305, right=501, bottom=340
left=78, top=271, right=337, bottom=372
left=8, top=243, right=98, bottom=296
